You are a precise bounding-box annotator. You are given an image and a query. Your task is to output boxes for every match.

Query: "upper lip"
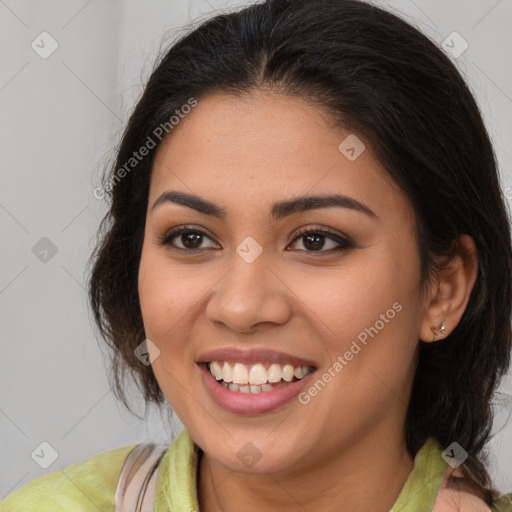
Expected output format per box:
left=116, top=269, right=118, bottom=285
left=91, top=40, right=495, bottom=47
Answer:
left=196, top=348, right=318, bottom=368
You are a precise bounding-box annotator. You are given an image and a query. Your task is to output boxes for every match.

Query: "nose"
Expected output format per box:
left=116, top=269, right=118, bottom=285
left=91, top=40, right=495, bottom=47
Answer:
left=205, top=249, right=293, bottom=334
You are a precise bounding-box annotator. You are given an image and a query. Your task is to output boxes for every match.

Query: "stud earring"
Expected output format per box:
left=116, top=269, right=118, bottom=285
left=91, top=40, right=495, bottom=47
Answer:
left=431, top=320, right=447, bottom=342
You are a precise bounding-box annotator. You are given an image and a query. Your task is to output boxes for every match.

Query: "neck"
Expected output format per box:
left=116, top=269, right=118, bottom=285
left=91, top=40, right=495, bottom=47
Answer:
left=197, top=427, right=415, bottom=512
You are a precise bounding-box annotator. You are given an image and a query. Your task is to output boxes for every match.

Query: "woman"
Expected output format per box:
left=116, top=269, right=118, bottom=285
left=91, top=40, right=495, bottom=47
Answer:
left=2, top=0, right=511, bottom=510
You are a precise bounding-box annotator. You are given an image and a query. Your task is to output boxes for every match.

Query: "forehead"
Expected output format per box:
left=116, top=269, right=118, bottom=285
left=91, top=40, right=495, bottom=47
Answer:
left=149, top=91, right=412, bottom=223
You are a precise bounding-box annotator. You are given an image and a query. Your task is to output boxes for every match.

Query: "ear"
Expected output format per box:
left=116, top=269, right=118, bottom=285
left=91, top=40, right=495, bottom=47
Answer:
left=419, top=234, right=478, bottom=343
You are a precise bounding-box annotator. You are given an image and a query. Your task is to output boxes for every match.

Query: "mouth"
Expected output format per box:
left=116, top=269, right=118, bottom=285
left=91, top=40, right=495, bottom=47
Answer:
left=197, top=349, right=318, bottom=415
left=205, top=361, right=315, bottom=394
left=197, top=347, right=318, bottom=414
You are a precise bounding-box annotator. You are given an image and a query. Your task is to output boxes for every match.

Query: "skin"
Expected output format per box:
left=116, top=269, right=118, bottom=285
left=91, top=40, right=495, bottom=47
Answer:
left=433, top=467, right=492, bottom=511
left=137, top=90, right=479, bottom=512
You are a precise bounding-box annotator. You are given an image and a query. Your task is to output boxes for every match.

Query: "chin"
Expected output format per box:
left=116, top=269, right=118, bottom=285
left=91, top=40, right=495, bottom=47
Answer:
left=201, top=435, right=304, bottom=475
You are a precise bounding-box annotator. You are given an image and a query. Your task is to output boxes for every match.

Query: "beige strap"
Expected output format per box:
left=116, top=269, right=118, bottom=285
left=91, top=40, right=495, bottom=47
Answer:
left=114, top=443, right=168, bottom=512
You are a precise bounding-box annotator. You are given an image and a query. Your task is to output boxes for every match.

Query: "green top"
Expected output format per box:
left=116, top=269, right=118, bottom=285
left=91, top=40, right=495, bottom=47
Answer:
left=1, top=429, right=511, bottom=511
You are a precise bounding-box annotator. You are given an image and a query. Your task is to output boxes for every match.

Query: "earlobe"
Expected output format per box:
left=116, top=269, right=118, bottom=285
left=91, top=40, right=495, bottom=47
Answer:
left=419, top=234, right=478, bottom=344
left=430, top=320, right=446, bottom=342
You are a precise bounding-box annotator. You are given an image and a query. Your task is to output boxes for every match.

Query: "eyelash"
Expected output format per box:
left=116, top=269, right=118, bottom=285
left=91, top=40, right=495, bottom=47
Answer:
left=156, top=225, right=354, bottom=255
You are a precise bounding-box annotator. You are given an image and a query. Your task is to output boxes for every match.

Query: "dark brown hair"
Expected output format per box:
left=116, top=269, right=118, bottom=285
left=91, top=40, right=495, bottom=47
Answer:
left=87, top=0, right=512, bottom=503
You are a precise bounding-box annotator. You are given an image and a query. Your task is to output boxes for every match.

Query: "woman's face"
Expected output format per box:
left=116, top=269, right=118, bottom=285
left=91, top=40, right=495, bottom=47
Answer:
left=138, top=90, right=427, bottom=474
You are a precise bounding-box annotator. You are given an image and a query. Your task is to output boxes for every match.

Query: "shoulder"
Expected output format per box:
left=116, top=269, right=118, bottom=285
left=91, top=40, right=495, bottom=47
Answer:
left=492, top=493, right=512, bottom=512
left=432, top=467, right=512, bottom=512
left=432, top=484, right=492, bottom=511
left=0, top=444, right=137, bottom=512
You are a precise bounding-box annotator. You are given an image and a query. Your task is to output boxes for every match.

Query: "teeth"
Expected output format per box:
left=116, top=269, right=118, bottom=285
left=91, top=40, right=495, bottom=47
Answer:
left=208, top=361, right=313, bottom=390
left=294, top=366, right=307, bottom=379
left=249, top=364, right=267, bottom=385
left=210, top=361, right=223, bottom=380
left=268, top=364, right=282, bottom=383
left=222, top=362, right=233, bottom=382
left=282, top=364, right=294, bottom=382
left=232, top=363, right=249, bottom=384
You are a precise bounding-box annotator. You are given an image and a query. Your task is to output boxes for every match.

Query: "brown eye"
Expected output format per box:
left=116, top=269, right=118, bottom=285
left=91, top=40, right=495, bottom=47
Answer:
left=177, top=231, right=203, bottom=249
left=288, top=228, right=353, bottom=253
left=157, top=227, right=219, bottom=251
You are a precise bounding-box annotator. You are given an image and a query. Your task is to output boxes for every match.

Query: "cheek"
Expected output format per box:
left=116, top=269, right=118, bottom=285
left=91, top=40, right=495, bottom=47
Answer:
left=138, top=249, right=191, bottom=341
left=292, top=252, right=416, bottom=343
left=137, top=252, right=198, bottom=408
left=293, top=245, right=421, bottom=397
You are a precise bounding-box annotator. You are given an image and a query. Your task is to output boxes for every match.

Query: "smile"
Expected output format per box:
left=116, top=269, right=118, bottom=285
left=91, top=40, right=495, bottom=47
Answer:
left=199, top=363, right=317, bottom=415
left=207, top=361, right=314, bottom=393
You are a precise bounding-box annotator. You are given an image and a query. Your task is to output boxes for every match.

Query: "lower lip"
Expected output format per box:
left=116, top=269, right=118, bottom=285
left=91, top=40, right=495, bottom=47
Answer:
left=198, top=363, right=316, bottom=415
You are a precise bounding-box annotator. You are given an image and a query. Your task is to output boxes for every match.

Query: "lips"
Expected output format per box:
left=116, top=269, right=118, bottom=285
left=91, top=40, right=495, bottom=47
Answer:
left=199, top=362, right=317, bottom=414
left=196, top=347, right=318, bottom=414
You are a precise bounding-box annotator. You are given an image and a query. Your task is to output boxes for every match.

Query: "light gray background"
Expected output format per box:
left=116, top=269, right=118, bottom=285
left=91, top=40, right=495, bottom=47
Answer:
left=1, top=0, right=511, bottom=500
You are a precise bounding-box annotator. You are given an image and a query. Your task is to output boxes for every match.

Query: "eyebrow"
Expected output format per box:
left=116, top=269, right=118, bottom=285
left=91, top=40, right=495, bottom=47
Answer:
left=151, top=190, right=377, bottom=221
